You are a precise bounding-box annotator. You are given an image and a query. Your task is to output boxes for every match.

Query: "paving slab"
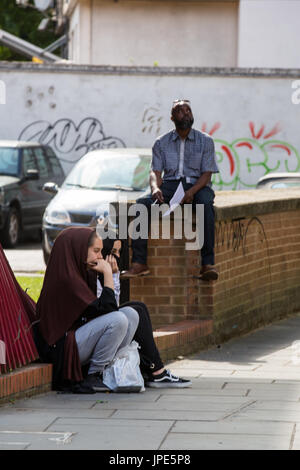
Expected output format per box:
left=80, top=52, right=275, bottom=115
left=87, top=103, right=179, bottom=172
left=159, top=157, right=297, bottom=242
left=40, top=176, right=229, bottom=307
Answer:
left=44, top=418, right=174, bottom=450
left=247, top=401, right=300, bottom=411
left=172, top=420, right=294, bottom=436
left=160, top=432, right=291, bottom=450
left=111, top=409, right=225, bottom=421
left=0, top=407, right=114, bottom=431
left=0, top=430, right=73, bottom=450
left=246, top=390, right=300, bottom=400
left=230, top=409, right=300, bottom=422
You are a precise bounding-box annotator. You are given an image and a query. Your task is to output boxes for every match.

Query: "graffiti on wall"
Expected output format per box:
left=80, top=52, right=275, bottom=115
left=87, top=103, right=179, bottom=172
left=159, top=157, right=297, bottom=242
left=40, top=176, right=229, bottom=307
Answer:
left=17, top=113, right=300, bottom=189
left=142, top=107, right=163, bottom=136
left=215, top=215, right=273, bottom=315
left=215, top=215, right=269, bottom=255
left=207, top=122, right=300, bottom=190
left=18, top=117, right=126, bottom=164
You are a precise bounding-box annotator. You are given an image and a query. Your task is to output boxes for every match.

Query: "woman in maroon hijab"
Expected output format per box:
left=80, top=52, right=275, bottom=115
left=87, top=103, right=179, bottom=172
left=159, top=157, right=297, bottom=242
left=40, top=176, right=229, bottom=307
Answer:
left=99, top=238, right=192, bottom=389
left=35, top=226, right=139, bottom=393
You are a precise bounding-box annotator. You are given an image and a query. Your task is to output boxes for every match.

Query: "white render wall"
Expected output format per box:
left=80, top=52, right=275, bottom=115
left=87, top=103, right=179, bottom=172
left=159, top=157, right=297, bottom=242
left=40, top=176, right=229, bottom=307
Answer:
left=66, top=0, right=300, bottom=70
left=0, top=63, right=300, bottom=191
left=238, top=0, right=300, bottom=68
left=68, top=0, right=239, bottom=67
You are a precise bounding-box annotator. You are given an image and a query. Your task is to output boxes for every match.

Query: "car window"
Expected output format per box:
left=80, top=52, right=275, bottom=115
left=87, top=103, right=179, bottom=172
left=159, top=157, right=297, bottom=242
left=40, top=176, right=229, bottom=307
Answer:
left=271, top=182, right=300, bottom=188
left=22, top=148, right=37, bottom=174
left=44, top=147, right=64, bottom=177
left=0, top=148, right=20, bottom=176
left=64, top=153, right=151, bottom=191
left=33, top=147, right=50, bottom=178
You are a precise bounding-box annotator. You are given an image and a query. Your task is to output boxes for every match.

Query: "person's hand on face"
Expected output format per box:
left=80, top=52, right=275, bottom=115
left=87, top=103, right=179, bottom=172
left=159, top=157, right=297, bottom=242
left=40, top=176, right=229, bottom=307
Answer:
left=86, top=236, right=112, bottom=274
left=105, top=254, right=119, bottom=273
left=87, top=257, right=113, bottom=274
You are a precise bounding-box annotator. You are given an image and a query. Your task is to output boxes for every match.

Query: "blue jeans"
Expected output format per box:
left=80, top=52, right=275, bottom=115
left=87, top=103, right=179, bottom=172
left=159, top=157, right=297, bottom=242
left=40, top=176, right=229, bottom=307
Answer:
left=132, top=180, right=215, bottom=266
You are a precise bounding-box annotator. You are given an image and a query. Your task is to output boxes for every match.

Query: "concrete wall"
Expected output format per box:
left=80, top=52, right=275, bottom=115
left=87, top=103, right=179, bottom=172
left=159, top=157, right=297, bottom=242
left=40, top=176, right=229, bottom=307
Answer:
left=238, top=0, right=300, bottom=68
left=67, top=0, right=238, bottom=67
left=0, top=63, right=300, bottom=190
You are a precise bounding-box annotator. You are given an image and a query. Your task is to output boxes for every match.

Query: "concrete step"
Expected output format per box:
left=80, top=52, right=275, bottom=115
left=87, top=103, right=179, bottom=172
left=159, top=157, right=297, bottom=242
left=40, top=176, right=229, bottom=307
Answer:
left=0, top=363, right=52, bottom=405
left=0, top=319, right=213, bottom=404
left=153, top=318, right=213, bottom=361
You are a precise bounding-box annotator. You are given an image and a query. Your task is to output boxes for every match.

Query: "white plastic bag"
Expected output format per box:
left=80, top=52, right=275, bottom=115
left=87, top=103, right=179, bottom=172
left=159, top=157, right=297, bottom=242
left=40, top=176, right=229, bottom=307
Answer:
left=103, top=341, right=145, bottom=392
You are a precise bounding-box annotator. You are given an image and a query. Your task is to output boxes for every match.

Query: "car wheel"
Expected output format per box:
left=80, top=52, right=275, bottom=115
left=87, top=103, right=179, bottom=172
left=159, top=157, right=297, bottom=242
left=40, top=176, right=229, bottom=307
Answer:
left=1, top=207, right=21, bottom=248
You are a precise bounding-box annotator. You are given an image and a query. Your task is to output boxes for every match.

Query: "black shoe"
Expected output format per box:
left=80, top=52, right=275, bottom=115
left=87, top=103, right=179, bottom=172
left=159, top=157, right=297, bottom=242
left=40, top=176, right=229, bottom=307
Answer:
left=85, top=373, right=110, bottom=392
left=145, top=369, right=192, bottom=388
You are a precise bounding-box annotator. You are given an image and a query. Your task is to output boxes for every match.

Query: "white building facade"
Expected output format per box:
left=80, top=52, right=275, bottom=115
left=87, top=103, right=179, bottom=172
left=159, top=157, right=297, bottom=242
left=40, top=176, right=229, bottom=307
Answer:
left=63, top=0, right=300, bottom=69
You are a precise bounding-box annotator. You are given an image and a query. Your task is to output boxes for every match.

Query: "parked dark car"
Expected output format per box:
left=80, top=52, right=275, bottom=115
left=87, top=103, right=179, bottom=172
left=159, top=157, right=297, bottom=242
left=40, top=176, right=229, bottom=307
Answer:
left=256, top=172, right=300, bottom=189
left=0, top=141, right=65, bottom=248
left=42, top=148, right=151, bottom=264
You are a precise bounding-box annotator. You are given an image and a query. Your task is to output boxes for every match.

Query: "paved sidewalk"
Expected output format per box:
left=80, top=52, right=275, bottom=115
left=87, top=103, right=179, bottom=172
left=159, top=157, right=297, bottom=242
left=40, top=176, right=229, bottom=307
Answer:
left=1, top=314, right=300, bottom=450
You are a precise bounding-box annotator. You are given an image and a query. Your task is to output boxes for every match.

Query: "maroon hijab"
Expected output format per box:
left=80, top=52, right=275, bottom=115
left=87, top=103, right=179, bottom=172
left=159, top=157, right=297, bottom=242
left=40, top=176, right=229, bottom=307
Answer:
left=37, top=226, right=98, bottom=345
left=36, top=227, right=98, bottom=382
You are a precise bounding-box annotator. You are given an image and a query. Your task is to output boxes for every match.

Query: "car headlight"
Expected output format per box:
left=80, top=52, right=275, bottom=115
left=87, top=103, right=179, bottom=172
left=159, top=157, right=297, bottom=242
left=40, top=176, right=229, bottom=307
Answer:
left=44, top=205, right=71, bottom=225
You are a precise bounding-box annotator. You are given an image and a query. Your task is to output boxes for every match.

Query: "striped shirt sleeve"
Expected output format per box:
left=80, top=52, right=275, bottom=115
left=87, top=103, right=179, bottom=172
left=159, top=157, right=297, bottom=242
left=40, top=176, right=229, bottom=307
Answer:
left=200, top=136, right=219, bottom=173
left=151, top=139, right=164, bottom=172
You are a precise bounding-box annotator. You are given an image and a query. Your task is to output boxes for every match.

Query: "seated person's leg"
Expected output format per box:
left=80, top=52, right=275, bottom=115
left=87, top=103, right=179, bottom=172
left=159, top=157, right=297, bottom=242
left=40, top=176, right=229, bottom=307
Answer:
left=121, top=300, right=192, bottom=388
left=75, top=310, right=130, bottom=390
left=192, top=186, right=218, bottom=281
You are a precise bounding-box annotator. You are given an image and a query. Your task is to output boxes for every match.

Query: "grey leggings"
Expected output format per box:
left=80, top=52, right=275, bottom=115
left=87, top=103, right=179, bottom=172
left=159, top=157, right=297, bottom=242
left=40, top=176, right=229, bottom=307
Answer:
left=75, top=306, right=139, bottom=375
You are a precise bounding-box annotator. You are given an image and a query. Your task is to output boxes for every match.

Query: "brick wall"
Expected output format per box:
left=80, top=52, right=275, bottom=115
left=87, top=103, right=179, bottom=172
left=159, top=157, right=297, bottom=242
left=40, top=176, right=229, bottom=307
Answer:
left=128, top=190, right=300, bottom=344
left=0, top=364, right=52, bottom=404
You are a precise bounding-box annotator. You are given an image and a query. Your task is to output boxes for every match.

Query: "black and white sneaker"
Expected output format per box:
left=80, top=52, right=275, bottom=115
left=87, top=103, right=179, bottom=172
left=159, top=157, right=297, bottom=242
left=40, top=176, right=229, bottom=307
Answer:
left=145, top=369, right=192, bottom=388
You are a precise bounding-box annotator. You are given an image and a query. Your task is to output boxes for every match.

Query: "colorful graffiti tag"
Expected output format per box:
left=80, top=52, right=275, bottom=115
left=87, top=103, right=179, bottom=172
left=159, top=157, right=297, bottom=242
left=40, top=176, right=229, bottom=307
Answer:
left=205, top=122, right=300, bottom=190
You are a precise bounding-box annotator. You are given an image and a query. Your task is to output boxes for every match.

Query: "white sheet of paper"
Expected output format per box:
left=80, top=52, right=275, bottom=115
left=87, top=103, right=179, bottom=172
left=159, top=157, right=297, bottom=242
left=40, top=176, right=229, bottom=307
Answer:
left=163, top=182, right=185, bottom=216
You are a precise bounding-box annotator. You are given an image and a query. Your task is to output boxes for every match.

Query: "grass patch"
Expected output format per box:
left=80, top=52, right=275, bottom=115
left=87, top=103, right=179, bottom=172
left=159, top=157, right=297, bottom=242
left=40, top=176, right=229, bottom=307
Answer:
left=16, top=276, right=44, bottom=303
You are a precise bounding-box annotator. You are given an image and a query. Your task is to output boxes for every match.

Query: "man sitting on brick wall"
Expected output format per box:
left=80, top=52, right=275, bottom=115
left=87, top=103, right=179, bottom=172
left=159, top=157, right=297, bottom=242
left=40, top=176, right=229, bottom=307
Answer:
left=121, top=99, right=219, bottom=281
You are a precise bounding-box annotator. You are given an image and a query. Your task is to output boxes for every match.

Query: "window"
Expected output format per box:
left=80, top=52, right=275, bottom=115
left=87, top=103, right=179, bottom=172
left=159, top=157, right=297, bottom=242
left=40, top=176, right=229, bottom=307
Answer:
left=22, top=148, right=37, bottom=174
left=0, top=148, right=20, bottom=176
left=44, top=147, right=64, bottom=177
left=33, top=147, right=49, bottom=178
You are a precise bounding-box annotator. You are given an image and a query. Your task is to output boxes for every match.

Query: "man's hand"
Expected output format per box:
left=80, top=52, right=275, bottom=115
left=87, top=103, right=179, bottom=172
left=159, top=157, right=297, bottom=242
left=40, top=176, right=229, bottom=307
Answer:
left=151, top=187, right=164, bottom=203
left=150, top=170, right=164, bottom=203
left=181, top=188, right=195, bottom=204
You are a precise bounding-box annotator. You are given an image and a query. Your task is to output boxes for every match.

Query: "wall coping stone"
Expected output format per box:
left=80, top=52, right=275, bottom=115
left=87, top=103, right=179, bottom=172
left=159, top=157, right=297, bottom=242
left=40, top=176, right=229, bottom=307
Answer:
left=214, top=188, right=300, bottom=220
left=125, top=189, right=300, bottom=222
left=0, top=62, right=300, bottom=78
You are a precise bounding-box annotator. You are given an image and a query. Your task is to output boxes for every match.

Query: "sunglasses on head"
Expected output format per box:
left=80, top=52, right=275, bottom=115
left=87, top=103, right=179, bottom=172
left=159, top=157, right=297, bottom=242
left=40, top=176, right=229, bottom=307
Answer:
left=173, top=99, right=190, bottom=104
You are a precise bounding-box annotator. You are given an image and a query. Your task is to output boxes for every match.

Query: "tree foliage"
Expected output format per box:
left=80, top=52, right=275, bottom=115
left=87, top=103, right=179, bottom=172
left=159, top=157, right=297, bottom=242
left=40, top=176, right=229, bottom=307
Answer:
left=0, top=0, right=57, bottom=61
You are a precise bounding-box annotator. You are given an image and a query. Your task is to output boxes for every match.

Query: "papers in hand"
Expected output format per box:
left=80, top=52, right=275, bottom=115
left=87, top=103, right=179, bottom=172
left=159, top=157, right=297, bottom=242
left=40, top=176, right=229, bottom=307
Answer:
left=163, top=182, right=185, bottom=217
